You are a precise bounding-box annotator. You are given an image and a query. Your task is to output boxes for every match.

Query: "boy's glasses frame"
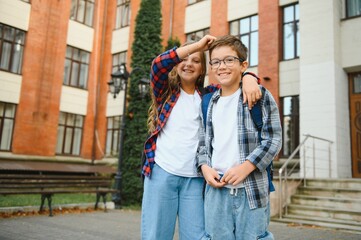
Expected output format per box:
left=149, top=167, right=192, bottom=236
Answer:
left=209, top=56, right=245, bottom=69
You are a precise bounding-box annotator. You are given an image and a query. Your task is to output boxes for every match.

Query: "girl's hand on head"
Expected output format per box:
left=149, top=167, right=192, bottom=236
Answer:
left=197, top=35, right=217, bottom=52
left=242, top=75, right=262, bottom=109
left=177, top=35, right=216, bottom=59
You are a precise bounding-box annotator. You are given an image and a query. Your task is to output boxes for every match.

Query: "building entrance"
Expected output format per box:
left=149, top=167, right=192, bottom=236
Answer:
left=350, top=73, right=361, bottom=178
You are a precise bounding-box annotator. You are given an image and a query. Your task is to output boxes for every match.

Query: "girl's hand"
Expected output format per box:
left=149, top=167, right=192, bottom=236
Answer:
left=197, top=35, right=217, bottom=52
left=242, top=75, right=262, bottom=109
left=177, top=35, right=216, bottom=59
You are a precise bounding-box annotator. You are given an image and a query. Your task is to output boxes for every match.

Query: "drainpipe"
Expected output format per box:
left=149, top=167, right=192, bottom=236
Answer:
left=169, top=0, right=174, bottom=37
left=91, top=0, right=108, bottom=164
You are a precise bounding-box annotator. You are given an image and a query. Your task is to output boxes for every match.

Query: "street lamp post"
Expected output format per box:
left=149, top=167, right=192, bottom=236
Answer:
left=108, top=63, right=150, bottom=209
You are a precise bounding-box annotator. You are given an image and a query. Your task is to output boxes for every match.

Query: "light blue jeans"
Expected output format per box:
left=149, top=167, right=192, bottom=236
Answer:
left=204, top=186, right=273, bottom=240
left=141, top=164, right=206, bottom=240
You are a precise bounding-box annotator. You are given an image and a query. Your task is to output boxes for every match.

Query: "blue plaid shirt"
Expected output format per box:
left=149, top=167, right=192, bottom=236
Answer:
left=196, top=86, right=282, bottom=209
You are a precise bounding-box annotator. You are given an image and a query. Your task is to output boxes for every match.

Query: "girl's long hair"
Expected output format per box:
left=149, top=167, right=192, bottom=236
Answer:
left=147, top=41, right=207, bottom=133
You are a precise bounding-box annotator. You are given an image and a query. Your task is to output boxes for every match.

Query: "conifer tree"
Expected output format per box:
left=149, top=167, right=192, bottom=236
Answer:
left=121, top=0, right=162, bottom=205
left=165, top=36, right=181, bottom=51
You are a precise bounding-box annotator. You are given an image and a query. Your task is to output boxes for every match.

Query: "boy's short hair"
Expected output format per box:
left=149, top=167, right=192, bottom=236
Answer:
left=209, top=35, right=248, bottom=61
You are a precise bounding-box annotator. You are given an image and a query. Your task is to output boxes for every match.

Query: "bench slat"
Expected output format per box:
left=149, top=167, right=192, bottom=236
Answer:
left=0, top=189, right=118, bottom=195
left=2, top=183, right=111, bottom=188
left=0, top=179, right=111, bottom=186
left=0, top=174, right=110, bottom=180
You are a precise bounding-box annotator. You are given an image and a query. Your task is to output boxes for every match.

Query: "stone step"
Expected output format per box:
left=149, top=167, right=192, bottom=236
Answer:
left=297, top=186, right=361, bottom=199
left=304, top=178, right=361, bottom=189
left=272, top=215, right=361, bottom=234
left=291, top=194, right=361, bottom=210
left=287, top=204, right=361, bottom=222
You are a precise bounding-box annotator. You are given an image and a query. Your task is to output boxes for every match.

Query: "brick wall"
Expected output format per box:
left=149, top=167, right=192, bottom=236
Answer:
left=12, top=1, right=71, bottom=156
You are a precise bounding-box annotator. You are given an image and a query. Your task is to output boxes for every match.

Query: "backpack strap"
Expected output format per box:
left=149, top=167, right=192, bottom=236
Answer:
left=249, top=87, right=275, bottom=192
left=201, top=92, right=214, bottom=128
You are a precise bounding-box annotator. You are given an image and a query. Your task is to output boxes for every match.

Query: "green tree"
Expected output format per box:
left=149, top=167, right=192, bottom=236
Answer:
left=165, top=36, right=181, bottom=51
left=121, top=0, right=162, bottom=205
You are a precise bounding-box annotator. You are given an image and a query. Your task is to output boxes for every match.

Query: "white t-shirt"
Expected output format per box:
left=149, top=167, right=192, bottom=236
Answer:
left=212, top=88, right=243, bottom=188
left=155, top=88, right=201, bottom=177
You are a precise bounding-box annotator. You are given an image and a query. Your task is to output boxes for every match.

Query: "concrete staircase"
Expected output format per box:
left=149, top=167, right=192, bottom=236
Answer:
left=272, top=178, right=361, bottom=234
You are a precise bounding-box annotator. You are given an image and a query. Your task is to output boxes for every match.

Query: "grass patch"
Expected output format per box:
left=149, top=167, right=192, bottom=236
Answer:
left=121, top=204, right=141, bottom=211
left=0, top=193, right=97, bottom=208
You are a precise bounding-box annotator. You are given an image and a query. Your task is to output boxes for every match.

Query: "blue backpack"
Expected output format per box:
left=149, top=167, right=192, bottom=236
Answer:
left=201, top=88, right=275, bottom=192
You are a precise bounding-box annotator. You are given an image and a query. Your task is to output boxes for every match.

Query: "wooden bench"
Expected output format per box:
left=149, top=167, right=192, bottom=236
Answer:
left=0, top=162, right=118, bottom=217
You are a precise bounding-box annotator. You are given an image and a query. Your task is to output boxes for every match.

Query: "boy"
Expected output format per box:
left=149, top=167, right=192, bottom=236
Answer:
left=196, top=35, right=282, bottom=239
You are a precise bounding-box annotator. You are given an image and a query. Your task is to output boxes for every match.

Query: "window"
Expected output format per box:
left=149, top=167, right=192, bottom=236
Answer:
left=0, top=24, right=26, bottom=74
left=346, top=0, right=361, bottom=18
left=105, top=116, right=121, bottom=156
left=352, top=73, right=361, bottom=93
left=112, top=51, right=127, bottom=73
left=70, top=0, right=95, bottom=27
left=115, top=0, right=131, bottom=29
left=281, top=96, right=300, bottom=157
left=63, top=46, right=90, bottom=89
left=0, top=102, right=16, bottom=151
left=186, top=29, right=210, bottom=42
left=283, top=4, right=300, bottom=60
left=56, top=112, right=84, bottom=155
left=230, top=15, right=258, bottom=67
left=188, top=0, right=205, bottom=4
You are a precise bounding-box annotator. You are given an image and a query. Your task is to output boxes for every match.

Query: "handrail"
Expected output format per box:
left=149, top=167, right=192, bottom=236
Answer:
left=278, top=134, right=333, bottom=219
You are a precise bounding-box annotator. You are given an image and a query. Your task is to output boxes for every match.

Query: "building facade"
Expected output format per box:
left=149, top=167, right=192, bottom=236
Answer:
left=0, top=0, right=360, bottom=178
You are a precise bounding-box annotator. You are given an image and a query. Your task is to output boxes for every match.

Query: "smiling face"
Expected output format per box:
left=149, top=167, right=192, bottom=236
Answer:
left=176, top=52, right=204, bottom=86
left=210, top=46, right=248, bottom=94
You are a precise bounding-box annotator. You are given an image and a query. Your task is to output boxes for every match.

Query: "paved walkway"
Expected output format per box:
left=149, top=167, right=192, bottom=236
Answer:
left=0, top=209, right=360, bottom=240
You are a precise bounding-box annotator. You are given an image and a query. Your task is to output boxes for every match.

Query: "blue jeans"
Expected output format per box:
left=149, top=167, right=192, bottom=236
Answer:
left=204, top=186, right=273, bottom=240
left=141, top=164, right=206, bottom=240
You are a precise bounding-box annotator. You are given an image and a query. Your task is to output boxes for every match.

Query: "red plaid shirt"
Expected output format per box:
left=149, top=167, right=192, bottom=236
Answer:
left=142, top=48, right=218, bottom=177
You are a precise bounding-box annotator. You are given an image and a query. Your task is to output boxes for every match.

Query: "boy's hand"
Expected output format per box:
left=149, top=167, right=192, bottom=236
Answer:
left=201, top=165, right=226, bottom=188
left=242, top=75, right=262, bottom=109
left=222, top=161, right=256, bottom=186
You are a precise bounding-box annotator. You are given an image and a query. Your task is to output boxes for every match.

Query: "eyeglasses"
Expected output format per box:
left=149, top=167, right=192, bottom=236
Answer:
left=209, top=56, right=244, bottom=69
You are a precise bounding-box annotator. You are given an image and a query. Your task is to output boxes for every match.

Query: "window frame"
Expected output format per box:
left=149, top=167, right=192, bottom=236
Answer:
left=186, top=28, right=210, bottom=42
left=0, top=23, right=26, bottom=75
left=70, top=0, right=95, bottom=27
left=229, top=15, right=259, bottom=67
left=105, top=115, right=122, bottom=156
left=282, top=3, right=300, bottom=61
left=115, top=0, right=131, bottom=29
left=63, top=46, right=90, bottom=89
left=56, top=112, right=84, bottom=156
left=187, top=0, right=205, bottom=5
left=0, top=102, right=17, bottom=152
left=280, top=95, right=300, bottom=158
left=112, top=51, right=127, bottom=73
left=345, top=0, right=361, bottom=18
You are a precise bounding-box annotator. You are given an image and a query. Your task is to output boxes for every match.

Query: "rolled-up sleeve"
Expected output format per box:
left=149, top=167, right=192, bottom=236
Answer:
left=246, top=90, right=282, bottom=171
